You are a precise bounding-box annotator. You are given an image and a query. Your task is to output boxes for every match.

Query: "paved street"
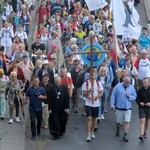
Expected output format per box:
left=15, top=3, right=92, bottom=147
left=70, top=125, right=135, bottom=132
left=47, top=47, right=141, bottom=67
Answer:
left=0, top=0, right=149, bottom=150
left=25, top=1, right=150, bottom=150
left=25, top=103, right=150, bottom=150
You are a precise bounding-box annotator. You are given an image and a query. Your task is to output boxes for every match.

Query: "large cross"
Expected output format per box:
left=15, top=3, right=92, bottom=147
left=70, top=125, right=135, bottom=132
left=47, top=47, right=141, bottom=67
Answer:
left=73, top=36, right=108, bottom=77
left=73, top=36, right=108, bottom=96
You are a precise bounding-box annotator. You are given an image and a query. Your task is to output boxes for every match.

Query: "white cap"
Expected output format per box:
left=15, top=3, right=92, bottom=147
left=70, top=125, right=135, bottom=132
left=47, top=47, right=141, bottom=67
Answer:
left=141, top=49, right=147, bottom=54
left=42, top=60, right=49, bottom=65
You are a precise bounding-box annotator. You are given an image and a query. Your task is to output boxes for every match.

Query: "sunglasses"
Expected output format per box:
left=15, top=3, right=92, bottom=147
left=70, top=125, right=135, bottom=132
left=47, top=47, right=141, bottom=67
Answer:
left=51, top=58, right=56, bottom=60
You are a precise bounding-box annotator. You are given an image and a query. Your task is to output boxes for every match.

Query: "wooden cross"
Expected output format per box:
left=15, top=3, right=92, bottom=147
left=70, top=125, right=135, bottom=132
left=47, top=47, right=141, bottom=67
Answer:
left=73, top=36, right=108, bottom=76
left=73, top=36, right=108, bottom=96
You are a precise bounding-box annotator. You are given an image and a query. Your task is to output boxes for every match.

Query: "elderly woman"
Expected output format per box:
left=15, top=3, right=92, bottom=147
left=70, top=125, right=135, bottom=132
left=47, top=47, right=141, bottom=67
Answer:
left=6, top=71, right=24, bottom=124
left=32, top=60, right=43, bottom=77
left=8, top=59, right=25, bottom=82
left=97, top=67, right=111, bottom=120
left=19, top=55, right=34, bottom=84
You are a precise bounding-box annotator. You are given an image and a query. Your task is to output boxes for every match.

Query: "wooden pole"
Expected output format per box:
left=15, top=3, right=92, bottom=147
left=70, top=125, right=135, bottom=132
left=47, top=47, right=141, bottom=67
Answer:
left=90, top=36, right=94, bottom=76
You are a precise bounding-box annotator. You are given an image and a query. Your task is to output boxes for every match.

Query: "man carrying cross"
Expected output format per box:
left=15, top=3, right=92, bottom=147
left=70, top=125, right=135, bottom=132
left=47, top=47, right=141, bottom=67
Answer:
left=82, top=71, right=103, bottom=142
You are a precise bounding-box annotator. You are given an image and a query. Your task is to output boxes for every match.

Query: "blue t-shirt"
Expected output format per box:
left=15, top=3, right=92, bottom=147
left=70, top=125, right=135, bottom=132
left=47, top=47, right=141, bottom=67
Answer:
left=26, top=86, right=46, bottom=111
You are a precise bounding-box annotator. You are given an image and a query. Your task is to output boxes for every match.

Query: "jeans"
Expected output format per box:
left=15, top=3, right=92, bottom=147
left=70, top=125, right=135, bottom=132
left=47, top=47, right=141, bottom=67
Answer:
left=42, top=104, right=49, bottom=127
left=9, top=99, right=20, bottom=119
left=0, top=93, right=6, bottom=118
left=99, top=93, right=106, bottom=117
left=29, top=110, right=42, bottom=137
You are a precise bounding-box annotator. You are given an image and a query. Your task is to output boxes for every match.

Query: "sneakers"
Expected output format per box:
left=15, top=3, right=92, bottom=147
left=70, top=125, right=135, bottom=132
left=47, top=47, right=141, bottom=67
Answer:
left=94, top=127, right=98, bottom=132
left=139, top=136, right=144, bottom=141
left=43, top=125, right=48, bottom=129
left=0, top=117, right=4, bottom=120
left=122, top=136, right=129, bottom=142
left=74, top=108, right=78, bottom=113
left=16, top=117, right=20, bottom=122
left=9, top=119, right=13, bottom=124
left=143, top=132, right=147, bottom=139
left=31, top=136, right=36, bottom=140
left=86, top=135, right=91, bottom=142
left=97, top=118, right=101, bottom=124
left=91, top=132, right=96, bottom=139
left=101, top=115, right=105, bottom=120
left=86, top=132, right=96, bottom=142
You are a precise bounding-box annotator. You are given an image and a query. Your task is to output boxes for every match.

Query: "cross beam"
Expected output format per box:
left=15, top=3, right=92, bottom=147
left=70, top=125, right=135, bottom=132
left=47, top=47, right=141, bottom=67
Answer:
left=73, top=37, right=108, bottom=72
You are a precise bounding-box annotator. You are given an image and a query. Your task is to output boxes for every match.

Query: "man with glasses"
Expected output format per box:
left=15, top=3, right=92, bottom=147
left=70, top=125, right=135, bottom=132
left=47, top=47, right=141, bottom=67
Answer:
left=110, top=76, right=137, bottom=142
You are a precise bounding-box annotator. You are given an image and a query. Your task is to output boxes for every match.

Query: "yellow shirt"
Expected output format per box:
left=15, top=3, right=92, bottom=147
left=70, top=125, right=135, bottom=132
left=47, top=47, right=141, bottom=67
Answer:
left=75, top=31, right=86, bottom=39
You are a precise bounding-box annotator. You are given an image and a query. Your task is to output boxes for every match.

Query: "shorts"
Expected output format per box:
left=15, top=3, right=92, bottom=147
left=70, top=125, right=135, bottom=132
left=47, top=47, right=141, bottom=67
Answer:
left=139, top=107, right=150, bottom=119
left=116, top=109, right=131, bottom=123
left=85, top=106, right=99, bottom=118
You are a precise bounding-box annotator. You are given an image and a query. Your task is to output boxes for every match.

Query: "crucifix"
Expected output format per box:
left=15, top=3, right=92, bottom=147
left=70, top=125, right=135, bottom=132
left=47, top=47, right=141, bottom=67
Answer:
left=73, top=33, right=108, bottom=97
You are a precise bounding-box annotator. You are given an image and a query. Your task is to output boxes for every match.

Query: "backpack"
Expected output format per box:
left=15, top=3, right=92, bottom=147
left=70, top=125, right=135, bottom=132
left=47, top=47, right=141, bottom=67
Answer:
left=76, top=71, right=86, bottom=88
left=123, top=65, right=133, bottom=72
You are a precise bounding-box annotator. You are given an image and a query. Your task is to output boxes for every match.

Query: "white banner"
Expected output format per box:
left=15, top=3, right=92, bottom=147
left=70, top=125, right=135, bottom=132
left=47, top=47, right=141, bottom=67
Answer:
left=111, top=0, right=141, bottom=39
left=85, top=0, right=108, bottom=11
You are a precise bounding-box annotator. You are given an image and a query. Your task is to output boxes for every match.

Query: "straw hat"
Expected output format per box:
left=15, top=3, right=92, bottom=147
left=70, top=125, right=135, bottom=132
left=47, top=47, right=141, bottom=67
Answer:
left=0, top=68, right=4, bottom=75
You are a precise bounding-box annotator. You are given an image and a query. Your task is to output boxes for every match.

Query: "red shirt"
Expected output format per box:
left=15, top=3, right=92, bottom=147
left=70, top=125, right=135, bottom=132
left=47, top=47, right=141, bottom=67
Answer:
left=8, top=66, right=25, bottom=82
left=38, top=6, right=49, bottom=22
left=61, top=76, right=73, bottom=87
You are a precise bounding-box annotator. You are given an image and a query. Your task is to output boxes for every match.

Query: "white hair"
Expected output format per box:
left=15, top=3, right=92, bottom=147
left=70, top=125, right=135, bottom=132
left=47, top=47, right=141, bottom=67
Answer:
left=71, top=44, right=78, bottom=49
left=10, top=71, right=17, bottom=77
left=141, top=49, right=147, bottom=54
left=70, top=38, right=77, bottom=44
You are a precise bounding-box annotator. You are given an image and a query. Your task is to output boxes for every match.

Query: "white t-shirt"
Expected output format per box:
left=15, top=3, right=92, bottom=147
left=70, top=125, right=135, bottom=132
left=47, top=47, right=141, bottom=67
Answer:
left=15, top=31, right=28, bottom=42
left=138, top=58, right=150, bottom=79
left=2, top=5, right=13, bottom=21
left=82, top=80, right=103, bottom=107
left=40, top=34, right=48, bottom=44
left=124, top=65, right=138, bottom=77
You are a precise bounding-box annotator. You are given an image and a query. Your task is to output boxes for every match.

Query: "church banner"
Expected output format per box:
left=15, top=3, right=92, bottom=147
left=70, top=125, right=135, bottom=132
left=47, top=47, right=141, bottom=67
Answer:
left=111, top=0, right=141, bottom=39
left=85, top=0, right=108, bottom=11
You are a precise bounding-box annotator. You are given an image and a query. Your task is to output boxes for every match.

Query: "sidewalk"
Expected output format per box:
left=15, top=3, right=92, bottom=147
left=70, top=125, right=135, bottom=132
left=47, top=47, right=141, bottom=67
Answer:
left=0, top=1, right=38, bottom=150
left=0, top=104, right=29, bottom=150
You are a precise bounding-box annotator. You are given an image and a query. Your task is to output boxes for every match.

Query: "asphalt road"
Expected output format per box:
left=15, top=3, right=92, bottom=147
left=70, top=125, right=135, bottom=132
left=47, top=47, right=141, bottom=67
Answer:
left=25, top=103, right=150, bottom=150
left=25, top=1, right=150, bottom=150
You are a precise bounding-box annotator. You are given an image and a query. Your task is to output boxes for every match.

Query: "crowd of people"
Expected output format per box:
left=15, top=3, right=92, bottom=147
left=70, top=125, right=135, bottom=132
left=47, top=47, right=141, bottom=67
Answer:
left=0, top=0, right=150, bottom=143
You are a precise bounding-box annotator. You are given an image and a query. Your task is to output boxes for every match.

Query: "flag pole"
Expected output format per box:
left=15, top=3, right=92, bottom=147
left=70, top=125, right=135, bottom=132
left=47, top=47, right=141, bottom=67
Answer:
left=111, top=0, right=120, bottom=79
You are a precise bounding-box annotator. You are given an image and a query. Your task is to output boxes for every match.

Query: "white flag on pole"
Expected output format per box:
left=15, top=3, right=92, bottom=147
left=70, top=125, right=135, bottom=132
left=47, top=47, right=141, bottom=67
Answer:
left=111, top=0, right=141, bottom=40
left=85, top=0, right=108, bottom=11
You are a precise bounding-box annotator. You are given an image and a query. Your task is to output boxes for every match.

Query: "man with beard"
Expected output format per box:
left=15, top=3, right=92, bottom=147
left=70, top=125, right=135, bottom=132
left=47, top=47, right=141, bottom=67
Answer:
left=48, top=75, right=70, bottom=140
